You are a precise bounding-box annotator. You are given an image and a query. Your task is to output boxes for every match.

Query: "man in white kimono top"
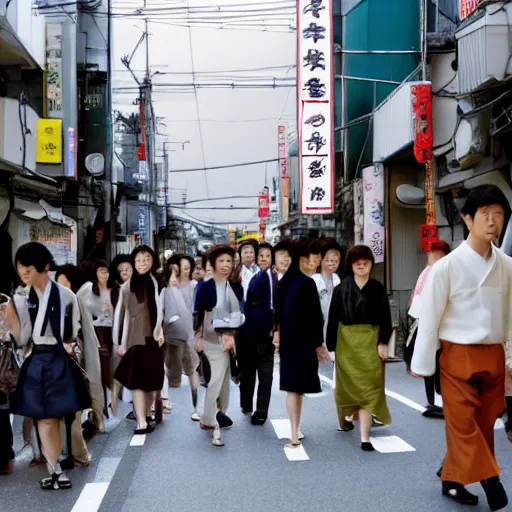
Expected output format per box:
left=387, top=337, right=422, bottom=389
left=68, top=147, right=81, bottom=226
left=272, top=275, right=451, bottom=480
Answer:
left=411, top=185, right=512, bottom=511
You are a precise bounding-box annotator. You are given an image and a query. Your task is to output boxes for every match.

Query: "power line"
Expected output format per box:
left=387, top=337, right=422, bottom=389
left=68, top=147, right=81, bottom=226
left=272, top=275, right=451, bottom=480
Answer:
left=168, top=158, right=278, bottom=173
left=171, top=195, right=259, bottom=205
left=186, top=0, right=209, bottom=201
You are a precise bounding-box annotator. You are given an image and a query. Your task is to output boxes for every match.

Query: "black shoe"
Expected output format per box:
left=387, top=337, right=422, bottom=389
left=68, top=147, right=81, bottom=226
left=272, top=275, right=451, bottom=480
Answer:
left=442, top=482, right=478, bottom=506
left=422, top=405, right=444, bottom=419
left=40, top=472, right=72, bottom=490
left=481, top=477, right=508, bottom=511
left=134, top=423, right=155, bottom=435
left=126, top=411, right=136, bottom=421
left=436, top=466, right=443, bottom=479
left=251, top=413, right=267, bottom=426
left=216, top=412, right=233, bottom=429
left=60, top=457, right=75, bottom=471
left=337, top=421, right=354, bottom=432
left=361, top=442, right=375, bottom=452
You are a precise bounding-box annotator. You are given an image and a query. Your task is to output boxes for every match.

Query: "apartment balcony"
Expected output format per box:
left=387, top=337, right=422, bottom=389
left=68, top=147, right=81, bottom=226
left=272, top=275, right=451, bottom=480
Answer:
left=0, top=0, right=45, bottom=69
left=456, top=1, right=512, bottom=93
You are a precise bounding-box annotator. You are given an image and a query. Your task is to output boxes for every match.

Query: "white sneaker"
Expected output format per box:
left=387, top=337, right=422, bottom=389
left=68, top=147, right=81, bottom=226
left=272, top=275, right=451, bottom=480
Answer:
left=212, top=427, right=224, bottom=447
left=191, top=411, right=201, bottom=422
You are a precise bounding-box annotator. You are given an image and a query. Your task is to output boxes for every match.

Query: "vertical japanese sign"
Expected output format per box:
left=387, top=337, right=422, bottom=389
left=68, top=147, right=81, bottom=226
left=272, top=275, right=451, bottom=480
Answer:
left=460, top=0, right=479, bottom=20
left=363, top=164, right=385, bottom=264
left=46, top=23, right=62, bottom=115
left=298, top=0, right=334, bottom=215
left=65, top=127, right=77, bottom=178
left=278, top=125, right=288, bottom=182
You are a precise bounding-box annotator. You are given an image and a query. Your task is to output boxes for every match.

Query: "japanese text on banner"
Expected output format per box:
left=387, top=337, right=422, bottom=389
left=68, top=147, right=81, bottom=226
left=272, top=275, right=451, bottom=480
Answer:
left=363, top=164, right=385, bottom=264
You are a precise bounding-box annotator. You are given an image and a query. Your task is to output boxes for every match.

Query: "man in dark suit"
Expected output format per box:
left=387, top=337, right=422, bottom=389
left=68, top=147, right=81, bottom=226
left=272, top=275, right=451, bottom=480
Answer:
left=238, top=244, right=277, bottom=425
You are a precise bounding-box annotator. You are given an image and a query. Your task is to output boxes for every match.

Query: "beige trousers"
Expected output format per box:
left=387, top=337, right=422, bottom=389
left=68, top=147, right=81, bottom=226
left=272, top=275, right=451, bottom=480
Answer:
left=202, top=341, right=231, bottom=427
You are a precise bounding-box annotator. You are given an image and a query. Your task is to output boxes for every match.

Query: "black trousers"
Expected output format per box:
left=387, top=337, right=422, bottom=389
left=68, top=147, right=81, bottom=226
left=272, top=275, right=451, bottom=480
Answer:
left=239, top=341, right=274, bottom=418
left=0, top=408, right=14, bottom=464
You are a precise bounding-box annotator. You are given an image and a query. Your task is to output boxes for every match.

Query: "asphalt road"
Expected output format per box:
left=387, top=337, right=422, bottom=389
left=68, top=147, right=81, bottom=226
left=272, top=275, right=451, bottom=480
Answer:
left=1, top=361, right=511, bottom=512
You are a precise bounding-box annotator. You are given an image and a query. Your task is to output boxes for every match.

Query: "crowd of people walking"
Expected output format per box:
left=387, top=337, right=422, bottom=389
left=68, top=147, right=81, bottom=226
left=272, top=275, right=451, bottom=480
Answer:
left=0, top=184, right=511, bottom=510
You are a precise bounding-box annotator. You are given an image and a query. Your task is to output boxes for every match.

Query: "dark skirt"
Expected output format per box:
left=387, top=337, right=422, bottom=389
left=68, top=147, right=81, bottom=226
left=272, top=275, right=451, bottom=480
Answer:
left=114, top=338, right=164, bottom=392
left=10, top=345, right=91, bottom=420
left=95, top=326, right=113, bottom=389
left=279, top=352, right=321, bottom=395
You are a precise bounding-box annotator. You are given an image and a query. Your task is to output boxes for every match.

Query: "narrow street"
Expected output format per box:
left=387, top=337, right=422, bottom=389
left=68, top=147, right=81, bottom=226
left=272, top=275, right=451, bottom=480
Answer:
left=3, top=363, right=511, bottom=512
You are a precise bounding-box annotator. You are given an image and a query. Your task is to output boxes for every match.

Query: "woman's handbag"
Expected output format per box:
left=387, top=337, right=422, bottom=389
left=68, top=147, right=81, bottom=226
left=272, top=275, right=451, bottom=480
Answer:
left=0, top=336, right=21, bottom=393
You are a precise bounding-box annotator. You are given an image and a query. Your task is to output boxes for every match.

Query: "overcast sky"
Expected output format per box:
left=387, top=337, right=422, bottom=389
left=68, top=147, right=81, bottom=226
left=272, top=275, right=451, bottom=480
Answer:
left=112, top=0, right=297, bottom=229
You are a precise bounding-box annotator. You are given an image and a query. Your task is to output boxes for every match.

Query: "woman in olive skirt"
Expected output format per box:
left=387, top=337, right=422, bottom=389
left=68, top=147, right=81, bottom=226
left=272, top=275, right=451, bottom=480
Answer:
left=326, top=245, right=392, bottom=452
left=112, top=245, right=164, bottom=435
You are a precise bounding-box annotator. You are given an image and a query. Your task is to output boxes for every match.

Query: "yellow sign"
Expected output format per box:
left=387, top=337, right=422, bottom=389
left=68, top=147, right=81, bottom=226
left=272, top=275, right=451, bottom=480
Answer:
left=36, top=119, right=62, bottom=164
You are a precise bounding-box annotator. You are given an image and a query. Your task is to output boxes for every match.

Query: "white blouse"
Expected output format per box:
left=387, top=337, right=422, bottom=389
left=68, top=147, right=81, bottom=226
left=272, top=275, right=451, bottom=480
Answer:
left=411, top=242, right=512, bottom=376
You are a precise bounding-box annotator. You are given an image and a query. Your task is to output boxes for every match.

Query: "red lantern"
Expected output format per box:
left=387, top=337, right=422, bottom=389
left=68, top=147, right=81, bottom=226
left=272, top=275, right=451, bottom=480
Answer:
left=411, top=84, right=433, bottom=164
left=419, top=224, right=438, bottom=253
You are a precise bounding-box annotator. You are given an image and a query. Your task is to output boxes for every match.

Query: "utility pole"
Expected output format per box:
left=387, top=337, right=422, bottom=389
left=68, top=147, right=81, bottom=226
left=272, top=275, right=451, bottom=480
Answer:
left=419, top=0, right=437, bottom=235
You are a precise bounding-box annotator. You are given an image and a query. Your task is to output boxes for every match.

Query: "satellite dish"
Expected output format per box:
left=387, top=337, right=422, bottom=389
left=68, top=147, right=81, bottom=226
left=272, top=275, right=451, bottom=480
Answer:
left=396, top=184, right=425, bottom=208
left=85, top=153, right=105, bottom=176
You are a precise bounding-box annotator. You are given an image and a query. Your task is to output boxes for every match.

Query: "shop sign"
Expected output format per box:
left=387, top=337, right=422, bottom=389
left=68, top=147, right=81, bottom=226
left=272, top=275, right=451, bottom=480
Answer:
left=46, top=23, right=62, bottom=114
left=411, top=83, right=433, bottom=164
left=298, top=0, right=334, bottom=215
left=460, top=0, right=479, bottom=20
left=363, top=164, right=385, bottom=264
left=278, top=125, right=288, bottom=180
left=258, top=194, right=270, bottom=218
left=65, top=127, right=77, bottom=179
left=36, top=119, right=63, bottom=164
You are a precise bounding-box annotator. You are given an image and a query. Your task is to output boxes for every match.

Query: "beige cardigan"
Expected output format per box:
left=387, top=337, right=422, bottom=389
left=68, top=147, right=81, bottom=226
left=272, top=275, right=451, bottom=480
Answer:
left=113, top=275, right=163, bottom=350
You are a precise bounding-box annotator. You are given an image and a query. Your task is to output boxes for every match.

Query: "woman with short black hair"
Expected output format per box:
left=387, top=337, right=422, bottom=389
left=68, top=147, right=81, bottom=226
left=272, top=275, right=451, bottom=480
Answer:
left=326, top=245, right=392, bottom=452
left=11, top=242, right=90, bottom=489
left=273, top=239, right=328, bottom=449
left=194, top=245, right=244, bottom=446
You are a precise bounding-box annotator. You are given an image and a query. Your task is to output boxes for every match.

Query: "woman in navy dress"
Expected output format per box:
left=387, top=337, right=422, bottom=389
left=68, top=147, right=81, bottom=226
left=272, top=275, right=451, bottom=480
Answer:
left=273, top=240, right=329, bottom=449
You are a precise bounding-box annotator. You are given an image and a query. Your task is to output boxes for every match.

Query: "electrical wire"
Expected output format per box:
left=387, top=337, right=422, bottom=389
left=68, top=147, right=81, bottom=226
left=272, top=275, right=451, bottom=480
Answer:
left=168, top=158, right=279, bottom=173
left=186, top=3, right=209, bottom=200
left=169, top=195, right=259, bottom=205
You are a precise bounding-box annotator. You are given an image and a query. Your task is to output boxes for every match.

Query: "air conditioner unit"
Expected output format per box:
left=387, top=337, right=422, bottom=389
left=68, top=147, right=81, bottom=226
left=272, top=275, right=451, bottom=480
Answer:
left=0, top=97, right=38, bottom=172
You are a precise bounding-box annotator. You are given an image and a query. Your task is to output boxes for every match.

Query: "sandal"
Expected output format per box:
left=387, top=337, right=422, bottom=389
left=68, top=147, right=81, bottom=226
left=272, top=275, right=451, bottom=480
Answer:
left=162, top=399, right=172, bottom=415
left=284, top=441, right=302, bottom=449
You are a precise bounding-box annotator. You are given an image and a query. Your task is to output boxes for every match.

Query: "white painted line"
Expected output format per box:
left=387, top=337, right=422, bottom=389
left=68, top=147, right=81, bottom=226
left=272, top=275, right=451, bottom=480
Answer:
left=71, top=482, right=109, bottom=512
left=271, top=419, right=292, bottom=439
left=319, top=374, right=334, bottom=388
left=93, top=457, right=122, bottom=483
left=385, top=388, right=427, bottom=413
left=284, top=444, right=310, bottom=461
left=495, top=418, right=505, bottom=430
left=370, top=435, right=416, bottom=453
left=129, top=434, right=146, bottom=446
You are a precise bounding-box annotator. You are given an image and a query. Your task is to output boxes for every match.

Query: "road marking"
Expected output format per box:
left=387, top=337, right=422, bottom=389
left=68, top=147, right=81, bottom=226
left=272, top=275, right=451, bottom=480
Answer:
left=370, top=435, right=416, bottom=453
left=271, top=419, right=310, bottom=461
left=384, top=388, right=427, bottom=413
left=71, top=483, right=109, bottom=512
left=129, top=434, right=146, bottom=446
left=495, top=418, right=504, bottom=430
left=93, top=457, right=121, bottom=483
left=284, top=444, right=310, bottom=461
left=271, top=419, right=292, bottom=439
